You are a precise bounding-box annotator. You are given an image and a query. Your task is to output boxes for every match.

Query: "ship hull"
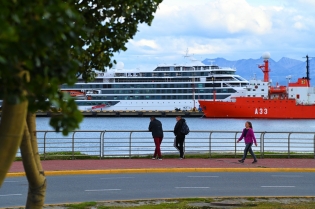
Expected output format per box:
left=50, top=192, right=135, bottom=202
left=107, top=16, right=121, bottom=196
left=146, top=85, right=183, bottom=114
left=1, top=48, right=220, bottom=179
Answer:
left=77, top=99, right=200, bottom=111
left=199, top=97, right=315, bottom=119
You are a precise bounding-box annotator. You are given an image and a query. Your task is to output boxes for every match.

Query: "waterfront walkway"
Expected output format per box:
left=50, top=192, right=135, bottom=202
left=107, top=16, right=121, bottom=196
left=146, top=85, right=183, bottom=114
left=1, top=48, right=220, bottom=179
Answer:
left=7, top=158, right=315, bottom=177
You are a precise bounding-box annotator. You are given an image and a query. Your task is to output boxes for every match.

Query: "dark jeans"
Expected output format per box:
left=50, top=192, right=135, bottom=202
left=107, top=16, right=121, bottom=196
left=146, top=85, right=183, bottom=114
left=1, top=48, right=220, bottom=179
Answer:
left=241, top=143, right=257, bottom=161
left=174, top=135, right=185, bottom=158
left=153, top=137, right=163, bottom=158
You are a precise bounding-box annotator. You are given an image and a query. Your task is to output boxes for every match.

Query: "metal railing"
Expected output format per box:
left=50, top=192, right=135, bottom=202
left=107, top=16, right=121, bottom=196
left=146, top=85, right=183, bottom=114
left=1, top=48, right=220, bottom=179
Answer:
left=16, top=130, right=315, bottom=159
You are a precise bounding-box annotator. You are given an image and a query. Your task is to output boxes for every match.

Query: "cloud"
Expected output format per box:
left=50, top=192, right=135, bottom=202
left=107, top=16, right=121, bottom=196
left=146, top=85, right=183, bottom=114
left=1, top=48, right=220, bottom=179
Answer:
left=299, top=0, right=315, bottom=6
left=128, top=39, right=160, bottom=53
left=113, top=0, right=315, bottom=69
left=151, top=0, right=272, bottom=37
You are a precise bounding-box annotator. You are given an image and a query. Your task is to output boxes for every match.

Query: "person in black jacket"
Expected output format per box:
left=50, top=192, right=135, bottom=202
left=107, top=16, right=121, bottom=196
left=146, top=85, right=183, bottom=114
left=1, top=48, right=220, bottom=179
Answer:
left=148, top=116, right=163, bottom=160
left=173, top=116, right=186, bottom=159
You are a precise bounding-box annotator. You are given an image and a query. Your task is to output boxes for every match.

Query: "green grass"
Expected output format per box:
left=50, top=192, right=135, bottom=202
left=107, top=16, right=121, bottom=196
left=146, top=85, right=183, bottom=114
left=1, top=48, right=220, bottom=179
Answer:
left=65, top=201, right=97, bottom=209
left=60, top=198, right=315, bottom=209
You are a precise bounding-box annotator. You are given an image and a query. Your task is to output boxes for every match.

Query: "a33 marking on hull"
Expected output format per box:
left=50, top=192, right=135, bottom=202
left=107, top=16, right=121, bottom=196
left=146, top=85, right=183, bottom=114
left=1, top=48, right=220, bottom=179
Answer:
left=254, top=108, right=268, bottom=115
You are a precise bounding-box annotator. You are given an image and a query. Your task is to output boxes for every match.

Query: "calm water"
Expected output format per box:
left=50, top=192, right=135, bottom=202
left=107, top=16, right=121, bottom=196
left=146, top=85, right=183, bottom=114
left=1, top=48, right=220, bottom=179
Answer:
left=36, top=117, right=315, bottom=132
left=32, top=117, right=315, bottom=156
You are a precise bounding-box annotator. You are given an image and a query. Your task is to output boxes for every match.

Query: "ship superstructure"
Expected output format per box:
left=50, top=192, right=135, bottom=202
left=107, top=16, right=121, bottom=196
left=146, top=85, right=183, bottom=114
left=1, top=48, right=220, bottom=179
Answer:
left=61, top=56, right=248, bottom=111
left=199, top=53, right=315, bottom=118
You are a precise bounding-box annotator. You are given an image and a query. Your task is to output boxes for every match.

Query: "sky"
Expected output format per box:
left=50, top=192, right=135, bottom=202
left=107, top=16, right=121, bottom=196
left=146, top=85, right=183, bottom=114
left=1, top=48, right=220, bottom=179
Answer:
left=113, top=0, right=315, bottom=70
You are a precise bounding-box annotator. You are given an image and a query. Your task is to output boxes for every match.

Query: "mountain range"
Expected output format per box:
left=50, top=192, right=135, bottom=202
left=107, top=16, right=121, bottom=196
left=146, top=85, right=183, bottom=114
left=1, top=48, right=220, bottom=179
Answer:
left=202, top=57, right=315, bottom=85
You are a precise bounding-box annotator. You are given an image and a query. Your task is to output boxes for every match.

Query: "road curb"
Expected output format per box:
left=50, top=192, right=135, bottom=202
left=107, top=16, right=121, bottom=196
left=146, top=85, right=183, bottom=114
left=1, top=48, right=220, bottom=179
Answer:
left=6, top=167, right=315, bottom=177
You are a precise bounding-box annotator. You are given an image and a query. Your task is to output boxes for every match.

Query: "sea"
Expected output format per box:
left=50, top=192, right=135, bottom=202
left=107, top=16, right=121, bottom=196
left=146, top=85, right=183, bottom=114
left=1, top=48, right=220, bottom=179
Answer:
left=36, top=117, right=315, bottom=132
left=33, top=117, right=315, bottom=156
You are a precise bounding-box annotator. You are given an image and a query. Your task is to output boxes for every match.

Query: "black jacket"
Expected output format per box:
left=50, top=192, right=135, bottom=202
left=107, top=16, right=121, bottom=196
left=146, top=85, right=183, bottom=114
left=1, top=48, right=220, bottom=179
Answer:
left=148, top=119, right=163, bottom=138
left=174, top=118, right=186, bottom=137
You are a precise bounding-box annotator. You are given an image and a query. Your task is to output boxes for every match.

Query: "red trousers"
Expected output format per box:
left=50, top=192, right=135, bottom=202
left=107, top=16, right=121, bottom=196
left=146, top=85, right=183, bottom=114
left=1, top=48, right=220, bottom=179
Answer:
left=153, top=137, right=163, bottom=158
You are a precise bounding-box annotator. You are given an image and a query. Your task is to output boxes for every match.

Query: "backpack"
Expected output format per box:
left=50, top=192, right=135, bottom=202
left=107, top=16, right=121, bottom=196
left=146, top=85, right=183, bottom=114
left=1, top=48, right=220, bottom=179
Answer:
left=180, top=121, right=190, bottom=135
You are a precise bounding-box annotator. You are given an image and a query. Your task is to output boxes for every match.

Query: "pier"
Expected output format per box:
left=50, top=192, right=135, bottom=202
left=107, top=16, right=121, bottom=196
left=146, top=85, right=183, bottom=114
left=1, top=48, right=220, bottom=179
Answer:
left=34, top=110, right=204, bottom=117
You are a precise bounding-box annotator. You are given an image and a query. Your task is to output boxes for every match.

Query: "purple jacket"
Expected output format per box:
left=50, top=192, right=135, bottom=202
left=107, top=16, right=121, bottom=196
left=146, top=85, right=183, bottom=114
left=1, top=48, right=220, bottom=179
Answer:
left=238, top=128, right=257, bottom=144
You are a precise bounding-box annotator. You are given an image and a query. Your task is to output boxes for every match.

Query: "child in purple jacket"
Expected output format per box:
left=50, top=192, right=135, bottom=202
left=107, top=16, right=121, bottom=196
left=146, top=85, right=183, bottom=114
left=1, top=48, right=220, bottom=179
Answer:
left=237, top=121, right=258, bottom=163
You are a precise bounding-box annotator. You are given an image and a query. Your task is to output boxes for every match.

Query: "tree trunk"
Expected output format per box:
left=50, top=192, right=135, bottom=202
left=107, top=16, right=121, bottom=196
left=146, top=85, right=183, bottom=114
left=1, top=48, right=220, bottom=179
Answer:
left=26, top=113, right=44, bottom=171
left=20, top=113, right=46, bottom=209
left=0, top=99, right=28, bottom=186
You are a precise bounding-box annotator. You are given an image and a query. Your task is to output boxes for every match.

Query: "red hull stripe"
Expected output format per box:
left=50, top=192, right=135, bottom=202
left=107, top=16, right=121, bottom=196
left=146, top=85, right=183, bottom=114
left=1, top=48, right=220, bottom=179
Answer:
left=199, top=97, right=315, bottom=119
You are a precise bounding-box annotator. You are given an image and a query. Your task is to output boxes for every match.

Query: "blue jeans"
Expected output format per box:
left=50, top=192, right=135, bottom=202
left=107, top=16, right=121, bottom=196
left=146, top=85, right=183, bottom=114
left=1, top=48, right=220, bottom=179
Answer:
left=242, top=143, right=257, bottom=161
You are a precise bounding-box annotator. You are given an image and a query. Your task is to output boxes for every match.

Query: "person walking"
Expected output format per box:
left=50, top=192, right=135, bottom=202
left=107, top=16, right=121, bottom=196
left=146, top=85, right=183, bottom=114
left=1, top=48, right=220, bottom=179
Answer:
left=237, top=121, right=258, bottom=163
left=173, top=116, right=186, bottom=159
left=148, top=116, right=163, bottom=160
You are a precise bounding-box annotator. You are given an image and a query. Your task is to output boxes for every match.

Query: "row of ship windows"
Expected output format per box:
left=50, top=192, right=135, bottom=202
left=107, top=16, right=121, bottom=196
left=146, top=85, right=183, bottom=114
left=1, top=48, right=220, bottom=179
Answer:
left=102, top=89, right=236, bottom=94
left=61, top=83, right=242, bottom=89
left=248, top=89, right=265, bottom=91
left=60, top=83, right=246, bottom=89
left=113, top=78, right=241, bottom=82
left=115, top=71, right=234, bottom=77
left=92, top=78, right=245, bottom=83
left=83, top=95, right=229, bottom=102
left=154, top=66, right=219, bottom=71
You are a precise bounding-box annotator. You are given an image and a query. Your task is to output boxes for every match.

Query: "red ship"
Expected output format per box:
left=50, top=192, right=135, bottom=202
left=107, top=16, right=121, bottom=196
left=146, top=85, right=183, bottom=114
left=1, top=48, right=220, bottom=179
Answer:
left=199, top=53, right=315, bottom=119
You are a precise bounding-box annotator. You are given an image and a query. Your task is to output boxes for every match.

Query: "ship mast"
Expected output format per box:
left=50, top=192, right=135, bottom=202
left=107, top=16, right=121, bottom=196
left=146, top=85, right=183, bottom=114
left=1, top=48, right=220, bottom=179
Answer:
left=303, top=55, right=312, bottom=87
left=258, top=52, right=271, bottom=82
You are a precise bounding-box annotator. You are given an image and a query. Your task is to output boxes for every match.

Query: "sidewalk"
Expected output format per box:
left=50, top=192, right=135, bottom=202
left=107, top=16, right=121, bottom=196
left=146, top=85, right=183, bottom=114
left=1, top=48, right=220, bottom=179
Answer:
left=7, top=158, right=315, bottom=177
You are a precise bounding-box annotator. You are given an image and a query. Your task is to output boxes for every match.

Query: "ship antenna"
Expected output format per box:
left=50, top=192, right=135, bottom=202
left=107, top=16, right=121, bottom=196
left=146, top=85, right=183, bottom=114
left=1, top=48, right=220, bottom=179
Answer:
left=305, top=55, right=310, bottom=80
left=184, top=48, right=189, bottom=58
left=303, top=55, right=314, bottom=87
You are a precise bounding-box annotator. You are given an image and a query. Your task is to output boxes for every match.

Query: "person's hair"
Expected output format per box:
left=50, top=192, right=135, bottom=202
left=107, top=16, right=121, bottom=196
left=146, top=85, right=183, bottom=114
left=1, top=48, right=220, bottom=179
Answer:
left=176, top=116, right=182, bottom=119
left=150, top=116, right=156, bottom=120
left=246, top=121, right=253, bottom=129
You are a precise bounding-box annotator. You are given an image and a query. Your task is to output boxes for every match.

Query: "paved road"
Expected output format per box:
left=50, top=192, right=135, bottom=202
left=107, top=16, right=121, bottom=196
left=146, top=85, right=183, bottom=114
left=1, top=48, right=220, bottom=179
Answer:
left=1, top=172, right=314, bottom=208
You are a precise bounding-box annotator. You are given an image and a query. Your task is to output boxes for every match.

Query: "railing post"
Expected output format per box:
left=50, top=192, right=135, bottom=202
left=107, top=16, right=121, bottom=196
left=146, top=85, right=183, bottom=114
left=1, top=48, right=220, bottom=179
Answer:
left=260, top=132, right=264, bottom=159
left=43, top=131, right=48, bottom=160
left=129, top=131, right=132, bottom=159
left=99, top=131, right=103, bottom=160
left=263, top=132, right=266, bottom=158
left=72, top=132, right=76, bottom=160
left=101, top=131, right=106, bottom=159
left=209, top=132, right=213, bottom=158
left=288, top=133, right=292, bottom=159
left=234, top=132, right=238, bottom=158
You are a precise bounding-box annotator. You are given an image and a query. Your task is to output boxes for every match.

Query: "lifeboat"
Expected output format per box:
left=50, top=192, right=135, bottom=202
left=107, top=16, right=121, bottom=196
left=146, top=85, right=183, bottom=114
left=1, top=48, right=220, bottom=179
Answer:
left=269, top=86, right=286, bottom=94
left=61, top=90, right=85, bottom=98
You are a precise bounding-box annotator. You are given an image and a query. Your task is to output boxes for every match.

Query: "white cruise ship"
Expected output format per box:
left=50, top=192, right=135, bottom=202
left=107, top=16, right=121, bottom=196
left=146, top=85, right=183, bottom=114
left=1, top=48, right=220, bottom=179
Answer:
left=60, top=57, right=248, bottom=111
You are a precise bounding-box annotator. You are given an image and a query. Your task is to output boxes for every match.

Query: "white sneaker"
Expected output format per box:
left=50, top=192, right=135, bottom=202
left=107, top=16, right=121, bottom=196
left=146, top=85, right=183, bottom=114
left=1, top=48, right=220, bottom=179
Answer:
left=179, top=158, right=183, bottom=160
left=152, top=157, right=156, bottom=160
left=157, top=158, right=162, bottom=160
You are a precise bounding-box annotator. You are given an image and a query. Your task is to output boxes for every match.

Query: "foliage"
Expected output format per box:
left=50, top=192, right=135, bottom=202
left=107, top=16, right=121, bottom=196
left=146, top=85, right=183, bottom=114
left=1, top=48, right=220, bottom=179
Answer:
left=0, top=0, right=85, bottom=134
left=74, top=0, right=163, bottom=82
left=0, top=0, right=162, bottom=134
